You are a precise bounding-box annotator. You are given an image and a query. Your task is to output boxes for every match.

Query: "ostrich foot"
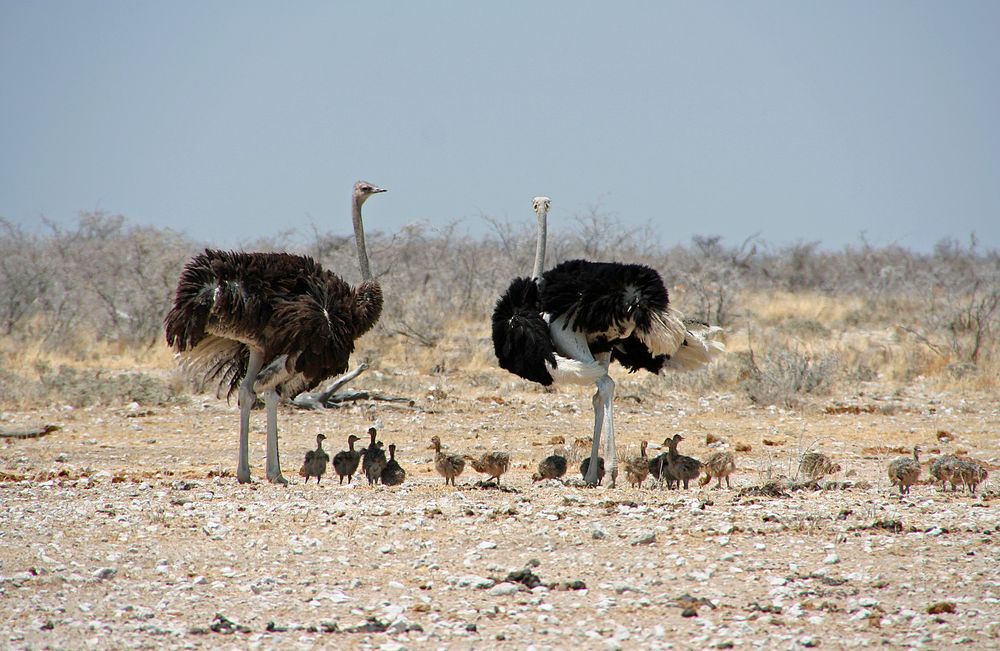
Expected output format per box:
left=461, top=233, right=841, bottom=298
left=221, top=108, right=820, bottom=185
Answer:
left=267, top=473, right=288, bottom=486
left=237, top=468, right=252, bottom=484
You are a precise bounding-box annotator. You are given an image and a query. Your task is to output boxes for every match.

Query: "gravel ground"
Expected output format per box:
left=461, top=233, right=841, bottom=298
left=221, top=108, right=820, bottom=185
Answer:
left=2, top=379, right=998, bottom=649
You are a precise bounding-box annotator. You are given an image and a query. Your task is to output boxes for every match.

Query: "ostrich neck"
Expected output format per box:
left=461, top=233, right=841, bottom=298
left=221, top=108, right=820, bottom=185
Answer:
left=353, top=196, right=372, bottom=281
left=531, top=210, right=548, bottom=280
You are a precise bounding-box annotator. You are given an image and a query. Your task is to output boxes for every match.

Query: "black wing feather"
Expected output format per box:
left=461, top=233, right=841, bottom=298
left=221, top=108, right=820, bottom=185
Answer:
left=491, top=277, right=557, bottom=386
left=540, top=260, right=668, bottom=336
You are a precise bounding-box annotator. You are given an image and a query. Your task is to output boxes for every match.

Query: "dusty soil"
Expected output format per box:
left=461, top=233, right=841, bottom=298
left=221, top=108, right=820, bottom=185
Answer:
left=1, top=370, right=998, bottom=649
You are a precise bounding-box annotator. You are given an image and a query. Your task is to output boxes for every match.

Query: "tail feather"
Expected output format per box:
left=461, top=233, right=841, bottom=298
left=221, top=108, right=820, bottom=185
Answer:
left=662, top=320, right=725, bottom=371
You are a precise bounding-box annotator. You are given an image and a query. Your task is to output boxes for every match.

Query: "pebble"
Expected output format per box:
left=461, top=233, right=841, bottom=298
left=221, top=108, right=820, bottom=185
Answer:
left=454, top=575, right=495, bottom=589
left=489, top=583, right=521, bottom=596
left=631, top=531, right=656, bottom=545
left=93, top=567, right=116, bottom=580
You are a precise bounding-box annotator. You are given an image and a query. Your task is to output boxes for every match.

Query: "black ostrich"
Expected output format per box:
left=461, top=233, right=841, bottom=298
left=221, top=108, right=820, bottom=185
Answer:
left=164, top=181, right=386, bottom=484
left=492, top=197, right=724, bottom=487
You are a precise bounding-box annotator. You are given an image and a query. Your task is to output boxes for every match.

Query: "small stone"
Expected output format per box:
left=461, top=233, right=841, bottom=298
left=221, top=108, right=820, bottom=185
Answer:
left=93, top=567, right=116, bottom=580
left=478, top=540, right=497, bottom=550
left=681, top=607, right=698, bottom=617
left=823, top=553, right=840, bottom=565
left=630, top=531, right=656, bottom=546
left=927, top=601, right=956, bottom=615
left=456, top=575, right=495, bottom=589
left=489, top=582, right=521, bottom=596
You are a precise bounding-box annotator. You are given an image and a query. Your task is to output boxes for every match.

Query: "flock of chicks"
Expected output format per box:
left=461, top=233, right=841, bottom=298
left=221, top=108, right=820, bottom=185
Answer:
left=534, top=434, right=735, bottom=490
left=299, top=427, right=405, bottom=486
left=300, top=429, right=990, bottom=496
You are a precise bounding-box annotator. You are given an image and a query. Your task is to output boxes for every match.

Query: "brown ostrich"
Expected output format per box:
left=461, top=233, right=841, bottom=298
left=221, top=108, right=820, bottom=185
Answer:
left=465, top=451, right=512, bottom=485
left=887, top=446, right=921, bottom=495
left=430, top=435, right=465, bottom=486
left=164, top=181, right=386, bottom=484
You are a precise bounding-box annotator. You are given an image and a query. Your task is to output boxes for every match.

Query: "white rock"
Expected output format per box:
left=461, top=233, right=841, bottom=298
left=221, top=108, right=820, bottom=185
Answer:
left=489, top=582, right=521, bottom=596
left=93, top=567, right=116, bottom=580
left=455, top=575, right=495, bottom=589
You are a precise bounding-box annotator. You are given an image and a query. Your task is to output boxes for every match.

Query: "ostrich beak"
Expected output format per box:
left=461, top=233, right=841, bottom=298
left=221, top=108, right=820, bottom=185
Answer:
left=372, top=186, right=387, bottom=193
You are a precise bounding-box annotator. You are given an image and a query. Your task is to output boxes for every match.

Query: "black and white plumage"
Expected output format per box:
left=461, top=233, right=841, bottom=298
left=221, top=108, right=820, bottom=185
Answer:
left=164, top=181, right=386, bottom=484
left=492, top=197, right=724, bottom=487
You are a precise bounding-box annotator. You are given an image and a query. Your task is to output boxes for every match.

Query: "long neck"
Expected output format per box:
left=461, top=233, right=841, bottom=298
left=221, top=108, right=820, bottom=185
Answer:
left=353, top=195, right=372, bottom=281
left=531, top=208, right=547, bottom=280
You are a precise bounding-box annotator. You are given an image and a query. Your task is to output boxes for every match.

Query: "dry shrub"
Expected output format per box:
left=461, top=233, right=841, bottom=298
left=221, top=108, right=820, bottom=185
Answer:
left=742, top=349, right=839, bottom=409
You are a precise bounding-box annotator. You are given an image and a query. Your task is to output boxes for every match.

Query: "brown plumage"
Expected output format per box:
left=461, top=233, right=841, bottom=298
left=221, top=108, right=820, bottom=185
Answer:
left=380, top=443, right=406, bottom=486
left=430, top=435, right=465, bottom=486
left=579, top=456, right=606, bottom=485
left=666, top=434, right=701, bottom=489
left=699, top=450, right=736, bottom=489
left=623, top=441, right=650, bottom=488
left=953, top=459, right=988, bottom=493
left=930, top=454, right=962, bottom=491
left=798, top=452, right=842, bottom=481
left=887, top=445, right=921, bottom=495
left=532, top=454, right=568, bottom=482
left=362, top=427, right=387, bottom=486
left=332, top=434, right=362, bottom=484
left=465, top=451, right=511, bottom=484
left=298, top=433, right=329, bottom=484
left=164, top=181, right=386, bottom=484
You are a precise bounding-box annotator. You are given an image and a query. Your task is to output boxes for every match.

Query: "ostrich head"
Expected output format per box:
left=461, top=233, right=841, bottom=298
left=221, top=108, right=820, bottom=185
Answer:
left=533, top=196, right=551, bottom=217
left=354, top=180, right=386, bottom=205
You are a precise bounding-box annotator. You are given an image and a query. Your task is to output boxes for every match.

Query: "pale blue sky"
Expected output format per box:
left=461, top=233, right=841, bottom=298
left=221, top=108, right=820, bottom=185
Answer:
left=2, top=1, right=998, bottom=252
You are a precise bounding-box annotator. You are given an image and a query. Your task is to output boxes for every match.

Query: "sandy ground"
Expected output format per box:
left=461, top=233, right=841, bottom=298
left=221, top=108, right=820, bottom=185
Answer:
left=1, top=371, right=998, bottom=650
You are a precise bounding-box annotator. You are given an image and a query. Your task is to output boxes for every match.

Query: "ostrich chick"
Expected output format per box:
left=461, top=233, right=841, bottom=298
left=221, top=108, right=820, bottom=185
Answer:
left=362, top=427, right=387, bottom=486
left=465, top=451, right=511, bottom=485
left=799, top=452, right=842, bottom=481
left=648, top=452, right=677, bottom=489
left=666, top=434, right=702, bottom=489
left=954, top=459, right=988, bottom=493
left=930, top=454, right=962, bottom=491
left=887, top=445, right=921, bottom=495
left=298, top=433, right=330, bottom=484
left=532, top=454, right=568, bottom=482
left=579, top=456, right=606, bottom=485
left=430, top=435, right=465, bottom=486
left=699, top=450, right=736, bottom=489
left=623, top=441, right=650, bottom=488
left=332, top=434, right=362, bottom=484
left=380, top=443, right=406, bottom=486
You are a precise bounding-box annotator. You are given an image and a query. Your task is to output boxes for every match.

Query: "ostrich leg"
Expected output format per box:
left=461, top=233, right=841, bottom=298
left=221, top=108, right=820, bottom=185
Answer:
left=595, top=352, right=617, bottom=488
left=236, top=350, right=266, bottom=484
left=548, top=317, right=608, bottom=487
left=262, top=388, right=287, bottom=485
